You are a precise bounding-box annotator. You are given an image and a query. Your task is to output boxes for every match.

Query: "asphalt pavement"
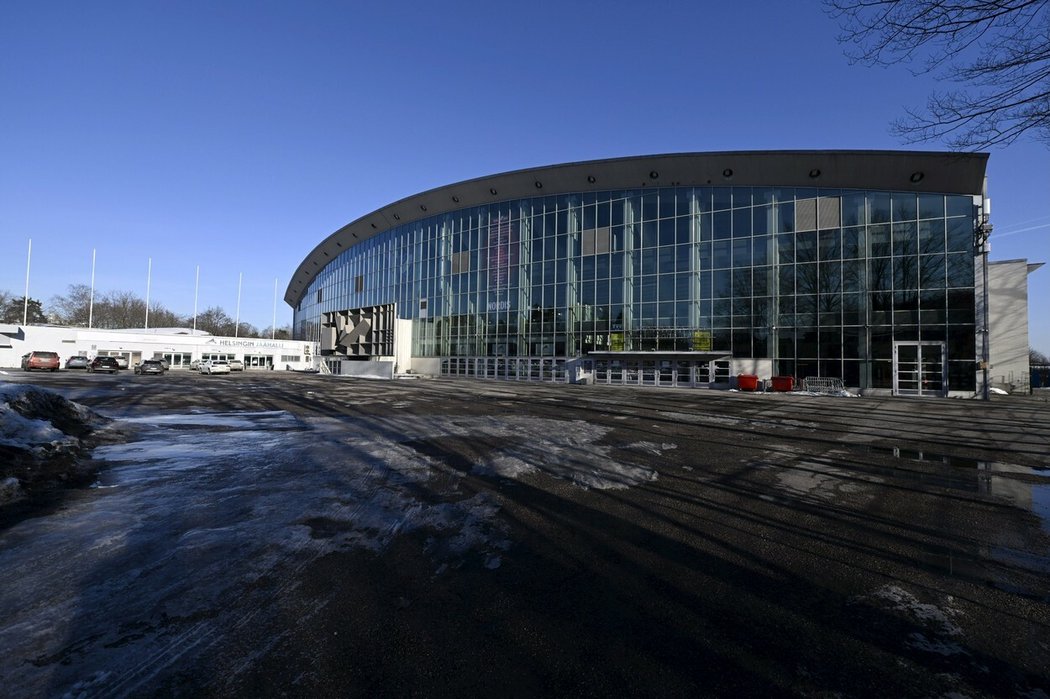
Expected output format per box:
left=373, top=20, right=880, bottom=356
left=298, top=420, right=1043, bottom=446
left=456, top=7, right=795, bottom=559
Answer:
left=0, top=369, right=1048, bottom=697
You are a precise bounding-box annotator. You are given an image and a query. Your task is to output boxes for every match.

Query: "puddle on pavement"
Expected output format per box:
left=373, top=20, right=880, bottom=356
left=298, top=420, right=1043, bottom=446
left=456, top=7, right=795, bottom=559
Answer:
left=861, top=446, right=1050, bottom=535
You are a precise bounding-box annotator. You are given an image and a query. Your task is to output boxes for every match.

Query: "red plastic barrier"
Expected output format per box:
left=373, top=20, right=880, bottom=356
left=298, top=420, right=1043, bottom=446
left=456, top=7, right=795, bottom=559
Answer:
left=737, top=374, right=759, bottom=391
left=771, top=376, right=794, bottom=392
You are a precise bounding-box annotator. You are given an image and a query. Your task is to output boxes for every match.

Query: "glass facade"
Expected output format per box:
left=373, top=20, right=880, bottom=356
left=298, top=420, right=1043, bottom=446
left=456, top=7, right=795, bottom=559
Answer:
left=294, top=186, right=978, bottom=391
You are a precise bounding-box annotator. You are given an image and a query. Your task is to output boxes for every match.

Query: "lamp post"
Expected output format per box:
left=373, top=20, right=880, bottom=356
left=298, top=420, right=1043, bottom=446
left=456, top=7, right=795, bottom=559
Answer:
left=976, top=196, right=992, bottom=401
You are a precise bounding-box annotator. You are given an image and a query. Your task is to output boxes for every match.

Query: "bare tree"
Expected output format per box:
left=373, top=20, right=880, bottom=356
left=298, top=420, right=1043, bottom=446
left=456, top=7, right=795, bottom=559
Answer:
left=50, top=284, right=93, bottom=326
left=195, top=306, right=235, bottom=336
left=826, top=0, right=1050, bottom=149
left=1032, top=346, right=1050, bottom=364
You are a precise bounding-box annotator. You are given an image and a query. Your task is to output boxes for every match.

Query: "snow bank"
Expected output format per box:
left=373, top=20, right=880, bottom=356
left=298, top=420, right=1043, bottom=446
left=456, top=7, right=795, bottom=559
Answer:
left=0, top=384, right=109, bottom=504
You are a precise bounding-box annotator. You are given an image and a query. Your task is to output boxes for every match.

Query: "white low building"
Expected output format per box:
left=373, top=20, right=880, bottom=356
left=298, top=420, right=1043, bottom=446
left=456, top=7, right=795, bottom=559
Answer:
left=0, top=325, right=318, bottom=371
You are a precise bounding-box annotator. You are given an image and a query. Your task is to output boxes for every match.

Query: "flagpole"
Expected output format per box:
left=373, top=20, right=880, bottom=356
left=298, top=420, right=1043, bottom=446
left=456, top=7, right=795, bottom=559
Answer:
left=89, top=249, right=96, bottom=328
left=193, top=265, right=199, bottom=334
left=271, top=277, right=278, bottom=340
left=144, top=257, right=152, bottom=330
left=23, top=238, right=32, bottom=324
left=235, top=272, right=242, bottom=338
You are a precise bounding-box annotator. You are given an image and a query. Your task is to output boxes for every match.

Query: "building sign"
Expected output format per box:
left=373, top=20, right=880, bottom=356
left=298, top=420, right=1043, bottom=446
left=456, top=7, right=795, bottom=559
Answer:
left=487, top=215, right=518, bottom=312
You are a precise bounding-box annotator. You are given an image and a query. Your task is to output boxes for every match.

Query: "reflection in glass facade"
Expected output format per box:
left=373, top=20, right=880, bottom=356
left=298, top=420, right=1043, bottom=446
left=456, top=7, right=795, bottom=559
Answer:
left=294, top=186, right=978, bottom=391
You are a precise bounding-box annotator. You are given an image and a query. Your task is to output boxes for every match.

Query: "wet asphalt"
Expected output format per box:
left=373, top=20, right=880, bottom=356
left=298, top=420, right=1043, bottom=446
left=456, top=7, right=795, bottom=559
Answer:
left=0, top=369, right=1048, bottom=697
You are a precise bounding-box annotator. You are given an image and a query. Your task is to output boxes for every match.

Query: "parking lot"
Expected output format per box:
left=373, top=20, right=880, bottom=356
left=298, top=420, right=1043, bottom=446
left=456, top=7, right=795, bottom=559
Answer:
left=1, top=369, right=1048, bottom=697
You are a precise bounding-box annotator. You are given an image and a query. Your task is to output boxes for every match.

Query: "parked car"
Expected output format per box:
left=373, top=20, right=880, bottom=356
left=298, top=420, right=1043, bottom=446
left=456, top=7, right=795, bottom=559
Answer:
left=21, top=351, right=60, bottom=372
left=114, top=355, right=130, bottom=369
left=227, top=359, right=244, bottom=371
left=188, top=359, right=201, bottom=371
left=88, top=356, right=120, bottom=374
left=199, top=360, right=231, bottom=375
left=134, top=360, right=166, bottom=375
left=65, top=355, right=91, bottom=369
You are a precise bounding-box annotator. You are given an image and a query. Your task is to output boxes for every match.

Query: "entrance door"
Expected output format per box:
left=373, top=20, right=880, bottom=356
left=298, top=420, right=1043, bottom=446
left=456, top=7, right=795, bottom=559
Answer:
left=893, top=341, right=946, bottom=396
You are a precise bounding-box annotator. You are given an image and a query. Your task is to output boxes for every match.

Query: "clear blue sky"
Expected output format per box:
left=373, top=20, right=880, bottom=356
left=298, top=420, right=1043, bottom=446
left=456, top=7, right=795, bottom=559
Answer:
left=2, top=2, right=1047, bottom=347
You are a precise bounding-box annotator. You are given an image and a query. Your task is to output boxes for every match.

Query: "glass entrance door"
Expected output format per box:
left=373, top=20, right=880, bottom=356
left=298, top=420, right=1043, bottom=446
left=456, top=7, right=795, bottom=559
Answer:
left=893, top=342, right=946, bottom=396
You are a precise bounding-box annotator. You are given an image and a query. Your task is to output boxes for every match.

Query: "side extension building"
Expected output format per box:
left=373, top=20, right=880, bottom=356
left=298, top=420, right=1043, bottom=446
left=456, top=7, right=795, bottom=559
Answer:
left=288, top=151, right=1039, bottom=396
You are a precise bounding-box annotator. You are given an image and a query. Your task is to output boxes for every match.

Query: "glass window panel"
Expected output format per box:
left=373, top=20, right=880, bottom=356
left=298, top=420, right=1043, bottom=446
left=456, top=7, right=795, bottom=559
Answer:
left=893, top=222, right=917, bottom=256
left=918, top=220, right=945, bottom=254
left=675, top=244, right=691, bottom=272
left=713, top=240, right=732, bottom=268
left=753, top=205, right=772, bottom=235
left=842, top=260, right=866, bottom=292
left=946, top=218, right=972, bottom=253
left=892, top=192, right=917, bottom=221
left=868, top=224, right=891, bottom=257
left=583, top=205, right=596, bottom=230
left=699, top=213, right=712, bottom=242
left=658, top=274, right=675, bottom=300
left=713, top=210, right=732, bottom=240
left=753, top=268, right=771, bottom=296
left=842, top=227, right=863, bottom=259
left=733, top=268, right=751, bottom=296
left=797, top=328, right=818, bottom=357
left=659, top=193, right=676, bottom=219
left=779, top=265, right=794, bottom=294
left=698, top=241, right=712, bottom=268
left=642, top=193, right=658, bottom=221
left=642, top=220, right=658, bottom=247
left=659, top=245, right=675, bottom=269
left=869, top=258, right=893, bottom=291
left=777, top=232, right=794, bottom=264
left=752, top=236, right=770, bottom=265
left=596, top=253, right=610, bottom=278
left=642, top=250, right=658, bottom=275
left=713, top=269, right=732, bottom=297
left=868, top=193, right=891, bottom=224
left=733, top=238, right=751, bottom=267
left=841, top=193, right=865, bottom=226
left=946, top=253, right=974, bottom=287
left=920, top=255, right=946, bottom=289
left=753, top=187, right=774, bottom=205
left=818, top=229, right=840, bottom=260
left=947, top=195, right=973, bottom=219
left=733, top=295, right=751, bottom=316
left=713, top=187, right=732, bottom=210
left=918, top=194, right=944, bottom=220
left=659, top=219, right=676, bottom=246
left=675, top=275, right=692, bottom=299
left=820, top=261, right=842, bottom=293
left=777, top=202, right=795, bottom=232
left=795, top=231, right=817, bottom=263
left=894, top=257, right=919, bottom=289
left=733, top=207, right=752, bottom=238
left=676, top=216, right=691, bottom=244
left=733, top=330, right=752, bottom=355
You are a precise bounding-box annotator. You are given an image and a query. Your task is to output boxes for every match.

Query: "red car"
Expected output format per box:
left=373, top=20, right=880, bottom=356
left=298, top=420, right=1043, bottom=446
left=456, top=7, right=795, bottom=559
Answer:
left=20, top=351, right=60, bottom=372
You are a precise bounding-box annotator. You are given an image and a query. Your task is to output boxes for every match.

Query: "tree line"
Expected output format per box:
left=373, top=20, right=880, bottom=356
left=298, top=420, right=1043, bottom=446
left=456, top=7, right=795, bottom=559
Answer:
left=0, top=285, right=291, bottom=339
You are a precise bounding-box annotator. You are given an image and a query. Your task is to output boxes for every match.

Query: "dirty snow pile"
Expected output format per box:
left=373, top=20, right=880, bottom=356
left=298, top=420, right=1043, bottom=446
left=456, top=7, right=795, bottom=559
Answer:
left=0, top=384, right=109, bottom=503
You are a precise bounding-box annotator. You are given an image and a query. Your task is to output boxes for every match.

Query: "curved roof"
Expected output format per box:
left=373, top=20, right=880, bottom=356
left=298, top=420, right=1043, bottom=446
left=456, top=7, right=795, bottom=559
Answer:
left=286, top=150, right=988, bottom=308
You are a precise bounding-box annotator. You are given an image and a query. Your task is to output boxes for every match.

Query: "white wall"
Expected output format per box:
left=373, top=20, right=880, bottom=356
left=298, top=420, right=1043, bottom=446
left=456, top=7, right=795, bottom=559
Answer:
left=0, top=325, right=318, bottom=371
left=987, top=260, right=1037, bottom=393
